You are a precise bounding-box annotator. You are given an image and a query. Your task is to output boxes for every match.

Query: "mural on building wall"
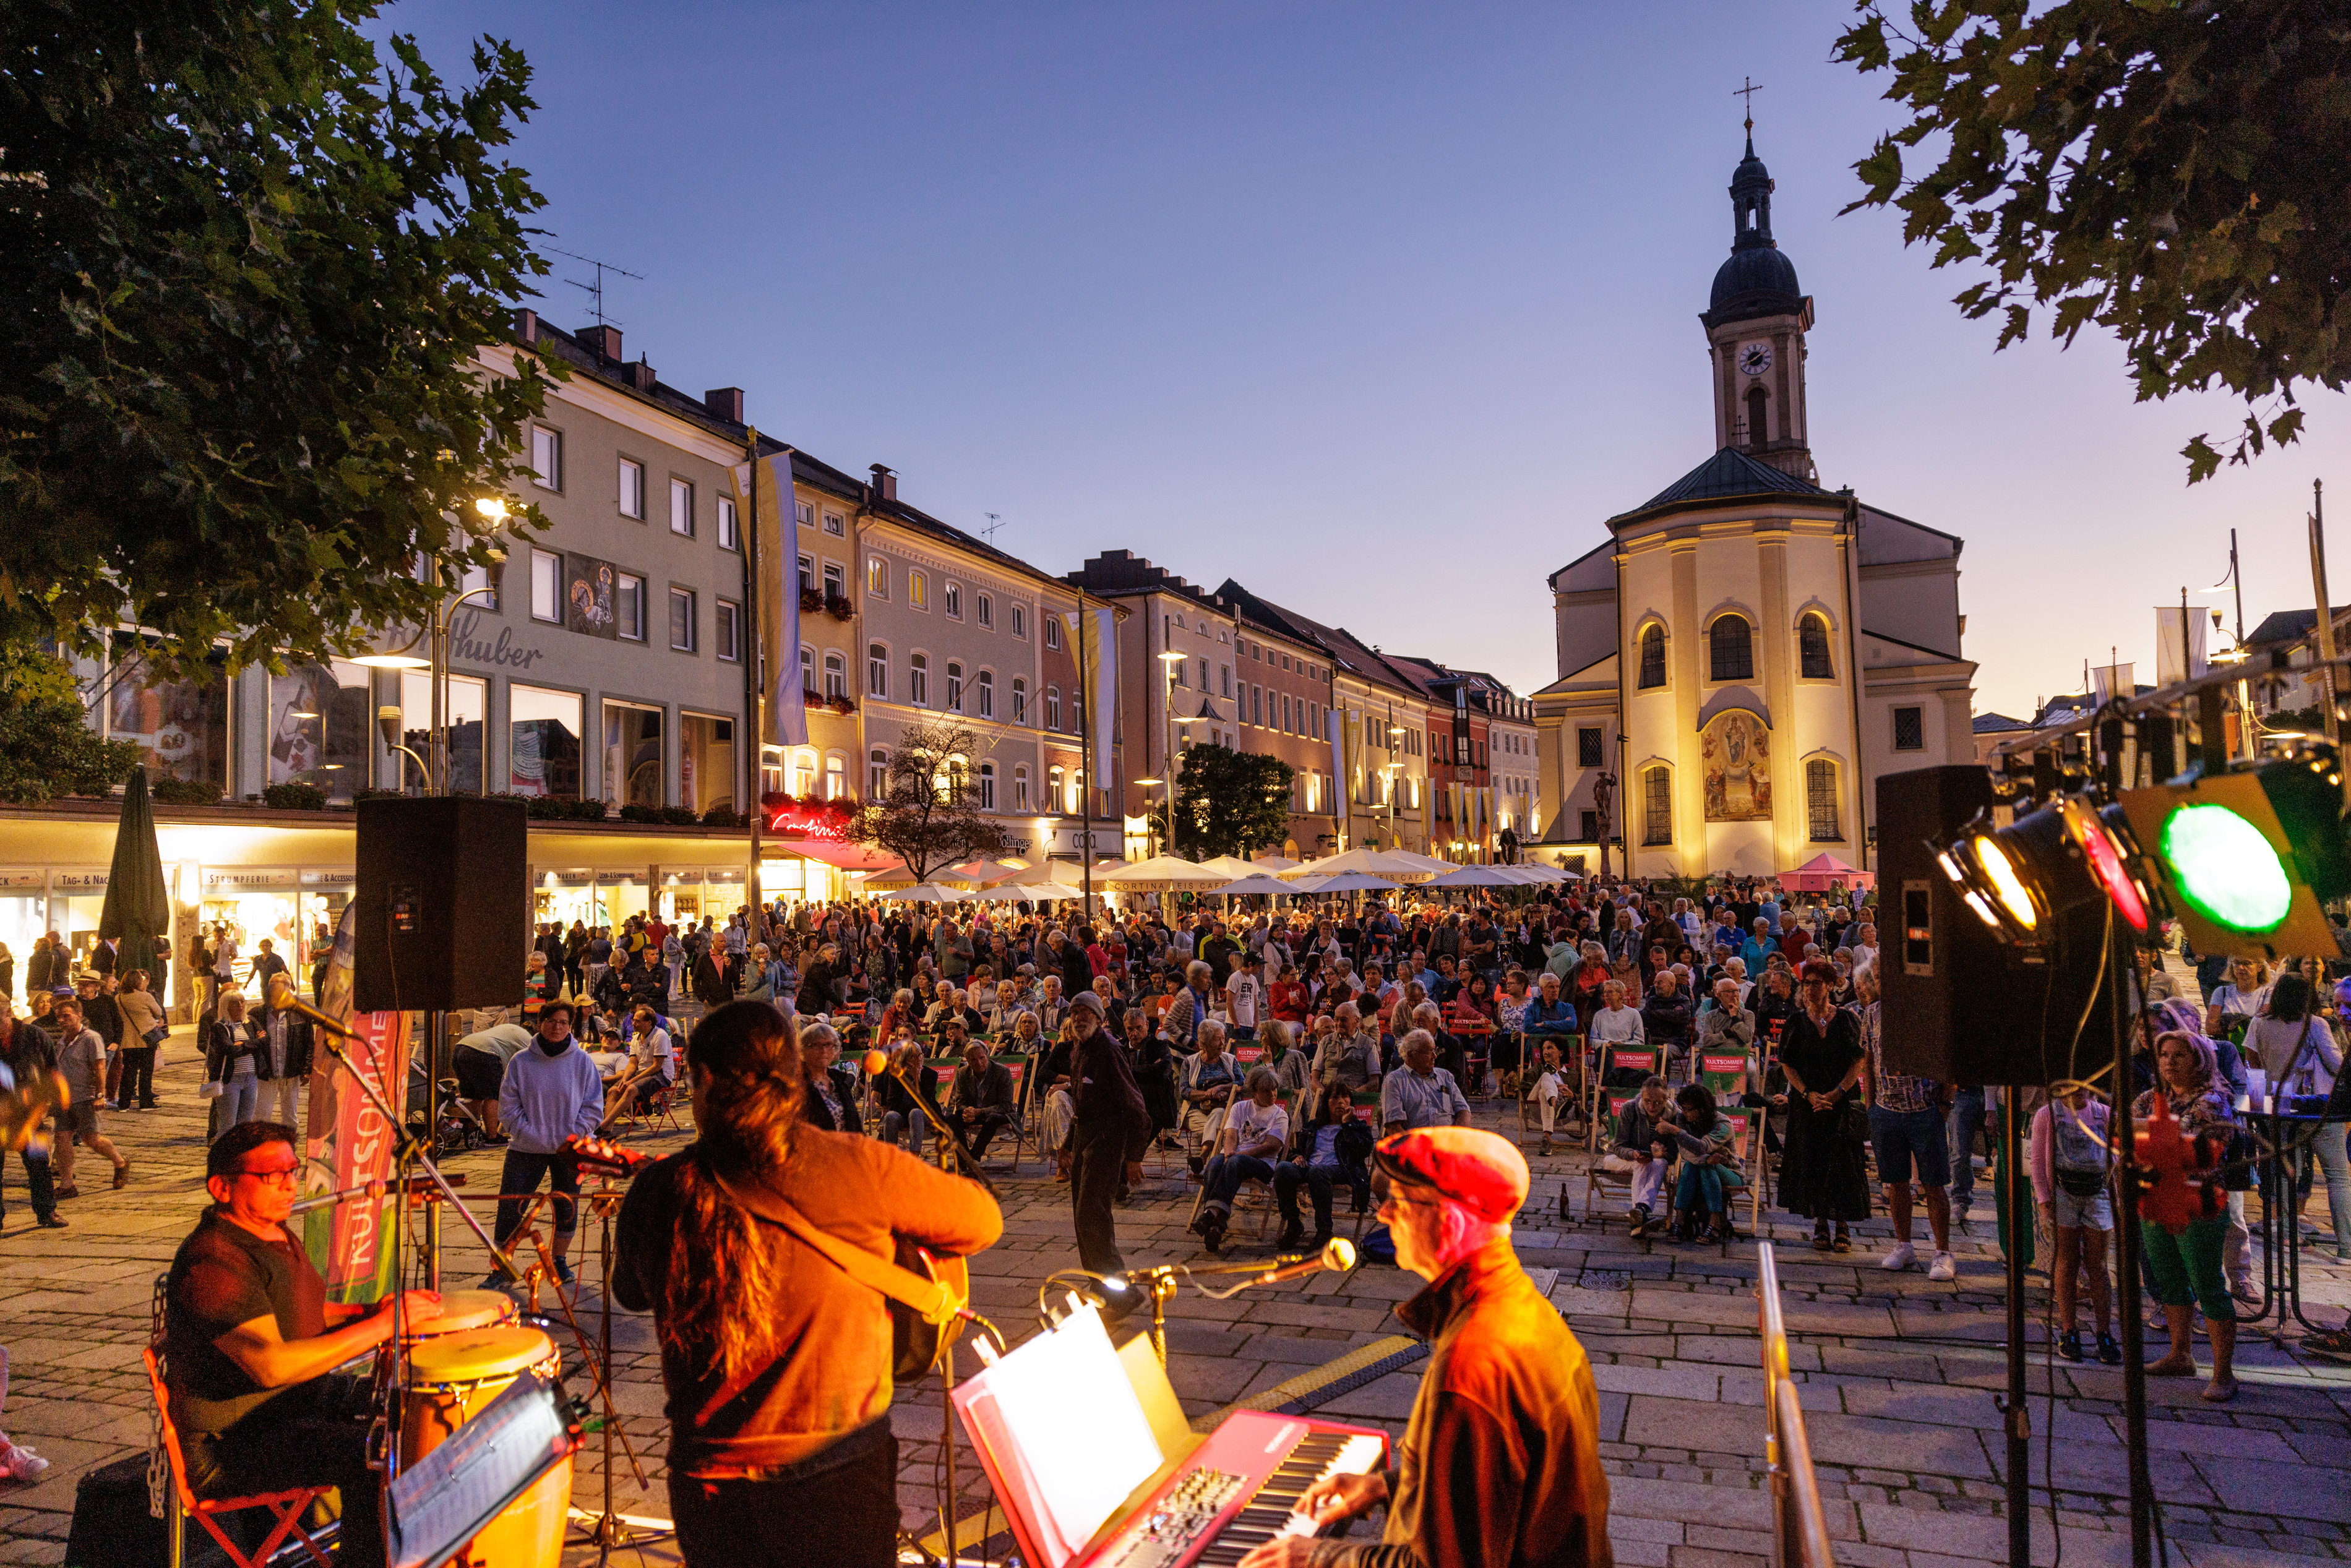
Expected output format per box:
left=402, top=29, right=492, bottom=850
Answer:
left=564, top=552, right=619, bottom=639
left=1700, top=709, right=1771, bottom=821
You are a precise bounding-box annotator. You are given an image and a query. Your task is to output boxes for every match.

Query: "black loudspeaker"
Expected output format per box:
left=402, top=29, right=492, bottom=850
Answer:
left=1876, top=766, right=2112, bottom=1088
left=355, top=796, right=528, bottom=1014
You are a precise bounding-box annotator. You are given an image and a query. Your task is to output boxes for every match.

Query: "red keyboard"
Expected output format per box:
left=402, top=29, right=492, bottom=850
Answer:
left=1079, top=1410, right=1388, bottom=1568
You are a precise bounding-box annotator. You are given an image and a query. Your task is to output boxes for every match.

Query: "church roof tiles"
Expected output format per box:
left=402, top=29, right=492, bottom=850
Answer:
left=1613, top=446, right=1828, bottom=525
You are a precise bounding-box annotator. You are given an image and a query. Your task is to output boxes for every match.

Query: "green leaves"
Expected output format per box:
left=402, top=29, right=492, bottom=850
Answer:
left=1169, top=743, right=1297, bottom=861
left=0, top=652, right=143, bottom=804
left=1, top=1, right=555, bottom=677
left=1834, top=0, right=2351, bottom=482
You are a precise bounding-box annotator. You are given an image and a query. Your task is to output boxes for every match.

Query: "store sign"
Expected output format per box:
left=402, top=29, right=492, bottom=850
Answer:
left=0, top=869, right=45, bottom=891
left=299, top=868, right=359, bottom=889
left=50, top=870, right=109, bottom=893
left=761, top=795, right=853, bottom=840
left=450, top=607, right=548, bottom=671
left=999, top=837, right=1031, bottom=854
left=1052, top=827, right=1117, bottom=855
left=205, top=868, right=299, bottom=893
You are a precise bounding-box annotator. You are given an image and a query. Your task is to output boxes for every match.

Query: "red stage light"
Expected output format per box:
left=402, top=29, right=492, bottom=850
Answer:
left=2061, top=797, right=2149, bottom=932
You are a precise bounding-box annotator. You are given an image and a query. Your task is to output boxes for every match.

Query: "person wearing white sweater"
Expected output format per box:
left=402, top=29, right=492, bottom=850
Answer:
left=488, top=1000, right=604, bottom=1288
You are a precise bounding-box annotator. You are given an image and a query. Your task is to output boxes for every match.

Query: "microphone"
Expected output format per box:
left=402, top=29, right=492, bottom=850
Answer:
left=289, top=1173, right=458, bottom=1215
left=1246, top=1237, right=1356, bottom=1287
left=264, top=974, right=358, bottom=1039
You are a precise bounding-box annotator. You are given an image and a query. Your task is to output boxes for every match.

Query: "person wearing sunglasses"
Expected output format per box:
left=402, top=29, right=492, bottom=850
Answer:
left=1239, top=1126, right=1611, bottom=1568
left=160, top=1120, right=442, bottom=1568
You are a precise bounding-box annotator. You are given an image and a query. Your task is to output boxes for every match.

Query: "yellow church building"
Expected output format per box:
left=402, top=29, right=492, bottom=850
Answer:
left=1532, top=134, right=1975, bottom=880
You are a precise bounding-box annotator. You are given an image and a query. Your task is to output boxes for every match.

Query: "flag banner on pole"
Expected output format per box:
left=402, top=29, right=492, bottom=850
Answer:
left=2091, top=661, right=2133, bottom=706
left=301, top=904, right=415, bottom=1304
left=733, top=452, right=805, bottom=748
left=2154, top=609, right=2210, bottom=687
left=1071, top=606, right=1117, bottom=788
left=1326, top=709, right=1345, bottom=816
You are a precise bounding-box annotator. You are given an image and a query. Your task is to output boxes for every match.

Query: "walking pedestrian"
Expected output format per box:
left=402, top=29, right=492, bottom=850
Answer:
left=2137, top=1029, right=2241, bottom=1402
left=205, top=993, right=265, bottom=1135
left=48, top=998, right=129, bottom=1194
left=1066, top=990, right=1151, bottom=1313
left=2031, top=1082, right=2119, bottom=1363
left=1859, top=964, right=1955, bottom=1280
left=113, top=969, right=165, bottom=1109
left=0, top=1000, right=63, bottom=1227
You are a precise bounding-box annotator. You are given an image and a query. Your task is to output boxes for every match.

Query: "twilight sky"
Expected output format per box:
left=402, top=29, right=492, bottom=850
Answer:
left=385, top=1, right=2348, bottom=719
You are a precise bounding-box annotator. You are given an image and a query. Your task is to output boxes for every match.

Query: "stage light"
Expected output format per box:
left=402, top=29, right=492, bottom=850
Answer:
left=2058, top=795, right=2157, bottom=933
left=1975, top=835, right=2037, bottom=932
left=2116, top=750, right=2351, bottom=959
left=1935, top=792, right=2143, bottom=949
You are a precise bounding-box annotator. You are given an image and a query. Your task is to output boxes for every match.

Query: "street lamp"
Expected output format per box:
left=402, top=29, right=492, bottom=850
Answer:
left=1380, top=761, right=1401, bottom=851
left=1156, top=651, right=1186, bottom=815
left=1136, top=778, right=1164, bottom=856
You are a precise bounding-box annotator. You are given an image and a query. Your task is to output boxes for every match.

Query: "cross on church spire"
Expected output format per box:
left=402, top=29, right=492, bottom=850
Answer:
left=1733, top=76, right=1764, bottom=151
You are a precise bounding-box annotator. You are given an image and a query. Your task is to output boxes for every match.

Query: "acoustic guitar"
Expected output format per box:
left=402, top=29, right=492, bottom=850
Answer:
left=875, top=1052, right=993, bottom=1380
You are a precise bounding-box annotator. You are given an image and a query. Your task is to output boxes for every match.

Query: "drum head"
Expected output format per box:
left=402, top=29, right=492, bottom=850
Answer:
left=407, top=1326, right=555, bottom=1388
left=408, top=1289, right=516, bottom=1336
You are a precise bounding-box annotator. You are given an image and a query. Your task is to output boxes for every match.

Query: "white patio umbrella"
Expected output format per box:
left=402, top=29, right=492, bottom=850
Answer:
left=939, top=858, right=1027, bottom=888
left=1418, top=863, right=1525, bottom=889
left=1382, top=849, right=1456, bottom=878
left=1280, top=847, right=1430, bottom=883
left=875, top=882, right=969, bottom=902
left=1208, top=872, right=1302, bottom=898
left=1195, top=854, right=1260, bottom=880
left=1249, top=853, right=1304, bottom=872
left=1288, top=870, right=1398, bottom=894
left=1103, top=854, right=1228, bottom=892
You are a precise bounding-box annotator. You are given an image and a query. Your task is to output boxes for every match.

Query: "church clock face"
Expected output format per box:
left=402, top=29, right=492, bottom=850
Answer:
left=1738, top=341, right=1773, bottom=377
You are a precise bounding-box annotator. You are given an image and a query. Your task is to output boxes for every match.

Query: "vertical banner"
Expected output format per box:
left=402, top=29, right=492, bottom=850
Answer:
left=1338, top=711, right=1362, bottom=844
left=1076, top=606, right=1117, bottom=789
left=1325, top=709, right=1345, bottom=820
left=2154, top=607, right=2209, bottom=687
left=733, top=452, right=806, bottom=749
left=301, top=904, right=415, bottom=1304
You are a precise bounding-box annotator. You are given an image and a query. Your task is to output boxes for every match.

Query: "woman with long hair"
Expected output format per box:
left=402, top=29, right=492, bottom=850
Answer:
left=612, top=1002, right=1001, bottom=1566
left=2135, top=1029, right=2241, bottom=1402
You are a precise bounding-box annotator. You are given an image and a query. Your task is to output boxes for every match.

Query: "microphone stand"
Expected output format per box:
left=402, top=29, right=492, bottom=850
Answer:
left=1099, top=1248, right=1346, bottom=1366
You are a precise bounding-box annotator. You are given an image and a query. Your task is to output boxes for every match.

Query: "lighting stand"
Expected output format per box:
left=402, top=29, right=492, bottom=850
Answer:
left=577, top=1182, right=670, bottom=1566
left=1996, top=1089, right=2029, bottom=1568
left=2108, top=919, right=2155, bottom=1568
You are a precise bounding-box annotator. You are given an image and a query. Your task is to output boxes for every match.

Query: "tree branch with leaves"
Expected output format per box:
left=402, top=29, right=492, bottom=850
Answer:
left=1835, top=0, right=2351, bottom=481
left=1167, top=743, right=1296, bottom=860
left=1, top=1, right=561, bottom=677
left=849, top=721, right=1005, bottom=884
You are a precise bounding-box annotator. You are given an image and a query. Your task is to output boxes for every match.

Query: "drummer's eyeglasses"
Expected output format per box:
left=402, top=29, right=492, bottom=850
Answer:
left=233, top=1163, right=301, bottom=1186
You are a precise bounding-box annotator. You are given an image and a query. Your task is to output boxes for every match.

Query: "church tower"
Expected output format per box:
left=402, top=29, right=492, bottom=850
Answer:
left=1700, top=132, right=1815, bottom=482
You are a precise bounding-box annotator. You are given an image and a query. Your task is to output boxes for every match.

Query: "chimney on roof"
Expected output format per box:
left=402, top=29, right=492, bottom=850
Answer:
left=513, top=307, right=539, bottom=345
left=581, top=323, right=622, bottom=362
left=703, top=387, right=745, bottom=423
left=624, top=356, right=656, bottom=392
left=869, top=464, right=896, bottom=503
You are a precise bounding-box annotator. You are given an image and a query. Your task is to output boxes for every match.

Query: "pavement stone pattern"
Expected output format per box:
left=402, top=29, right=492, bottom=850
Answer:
left=2, top=1028, right=2348, bottom=1567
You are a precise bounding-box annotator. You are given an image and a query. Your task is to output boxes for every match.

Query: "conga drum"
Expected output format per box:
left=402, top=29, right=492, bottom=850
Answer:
left=402, top=1289, right=517, bottom=1343
left=402, top=1326, right=572, bottom=1567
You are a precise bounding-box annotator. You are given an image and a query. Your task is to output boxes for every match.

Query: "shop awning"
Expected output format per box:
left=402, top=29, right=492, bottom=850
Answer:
left=770, top=839, right=902, bottom=873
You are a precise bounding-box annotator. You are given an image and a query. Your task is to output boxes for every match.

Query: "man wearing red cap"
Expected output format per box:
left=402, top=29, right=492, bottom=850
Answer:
left=1242, top=1125, right=1612, bottom=1568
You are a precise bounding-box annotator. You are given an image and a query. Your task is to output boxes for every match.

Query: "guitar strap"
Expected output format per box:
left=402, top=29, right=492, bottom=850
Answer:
left=711, top=1173, right=963, bottom=1327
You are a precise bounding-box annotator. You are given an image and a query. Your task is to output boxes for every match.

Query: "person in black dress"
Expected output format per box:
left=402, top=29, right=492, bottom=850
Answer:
left=1776, top=958, right=1871, bottom=1251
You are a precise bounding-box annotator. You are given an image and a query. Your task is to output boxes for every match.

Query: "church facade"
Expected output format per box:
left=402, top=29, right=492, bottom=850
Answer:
left=1531, top=136, right=1975, bottom=880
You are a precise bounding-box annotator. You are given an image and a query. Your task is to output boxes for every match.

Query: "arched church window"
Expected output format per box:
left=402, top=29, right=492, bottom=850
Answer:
left=1637, top=625, right=1667, bottom=689
left=1642, top=766, right=1673, bottom=846
left=1746, top=385, right=1769, bottom=450
left=1709, top=615, right=1753, bottom=682
left=1799, top=614, right=1834, bottom=680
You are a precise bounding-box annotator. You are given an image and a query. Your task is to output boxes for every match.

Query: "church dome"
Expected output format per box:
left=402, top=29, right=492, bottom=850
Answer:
left=1708, top=246, right=1802, bottom=323
left=1700, top=133, right=1805, bottom=330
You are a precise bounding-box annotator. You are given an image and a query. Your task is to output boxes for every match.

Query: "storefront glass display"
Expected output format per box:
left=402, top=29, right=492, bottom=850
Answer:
left=267, top=662, right=372, bottom=799
left=535, top=870, right=596, bottom=928
left=399, top=671, right=487, bottom=794
left=103, top=649, right=230, bottom=789
left=49, top=870, right=111, bottom=975
left=599, top=872, right=647, bottom=928
left=603, top=703, right=664, bottom=808
left=681, top=714, right=735, bottom=815
left=0, top=872, right=43, bottom=1003
left=510, top=683, right=582, bottom=799
left=298, top=869, right=356, bottom=997
left=200, top=869, right=303, bottom=993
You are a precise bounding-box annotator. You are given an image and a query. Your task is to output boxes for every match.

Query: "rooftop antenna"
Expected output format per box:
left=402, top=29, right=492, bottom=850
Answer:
left=543, top=244, right=645, bottom=330
left=1733, top=75, right=1764, bottom=134
left=979, top=512, right=1005, bottom=544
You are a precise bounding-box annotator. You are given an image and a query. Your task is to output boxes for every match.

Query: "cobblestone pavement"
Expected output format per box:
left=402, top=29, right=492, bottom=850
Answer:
left=2, top=1032, right=2348, bottom=1567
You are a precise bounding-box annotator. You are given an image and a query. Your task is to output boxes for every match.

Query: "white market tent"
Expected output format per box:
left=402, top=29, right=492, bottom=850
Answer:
left=874, top=882, right=969, bottom=902
left=1249, top=854, right=1304, bottom=872
left=1195, top=854, right=1261, bottom=880
left=1417, top=863, right=1526, bottom=889
left=1281, top=847, right=1433, bottom=884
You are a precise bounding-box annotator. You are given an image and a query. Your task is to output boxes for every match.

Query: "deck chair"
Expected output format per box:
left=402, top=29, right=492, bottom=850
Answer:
left=1518, top=1033, right=1583, bottom=1146
left=1589, top=1044, right=1665, bottom=1150
left=1698, top=1053, right=1755, bottom=1101
left=1582, top=1092, right=1663, bottom=1233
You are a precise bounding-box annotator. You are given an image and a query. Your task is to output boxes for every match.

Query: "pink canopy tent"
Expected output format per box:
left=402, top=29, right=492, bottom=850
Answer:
left=1778, top=852, right=1874, bottom=893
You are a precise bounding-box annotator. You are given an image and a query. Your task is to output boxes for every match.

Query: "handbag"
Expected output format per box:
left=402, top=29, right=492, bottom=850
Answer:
left=143, top=1026, right=168, bottom=1048
left=2055, top=1166, right=2107, bottom=1199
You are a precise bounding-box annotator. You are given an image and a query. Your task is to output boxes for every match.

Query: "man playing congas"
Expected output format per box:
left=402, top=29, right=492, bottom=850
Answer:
left=161, top=1121, right=441, bottom=1568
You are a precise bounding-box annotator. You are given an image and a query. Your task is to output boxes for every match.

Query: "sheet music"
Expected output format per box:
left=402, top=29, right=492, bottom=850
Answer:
left=952, top=1306, right=1163, bottom=1567
left=385, top=1369, right=575, bottom=1568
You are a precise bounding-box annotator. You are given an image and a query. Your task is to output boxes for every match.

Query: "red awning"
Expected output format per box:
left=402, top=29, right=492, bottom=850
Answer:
left=771, top=839, right=902, bottom=873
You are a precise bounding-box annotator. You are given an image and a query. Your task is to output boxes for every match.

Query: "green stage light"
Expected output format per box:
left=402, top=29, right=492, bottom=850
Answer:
left=2160, top=803, right=2291, bottom=933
